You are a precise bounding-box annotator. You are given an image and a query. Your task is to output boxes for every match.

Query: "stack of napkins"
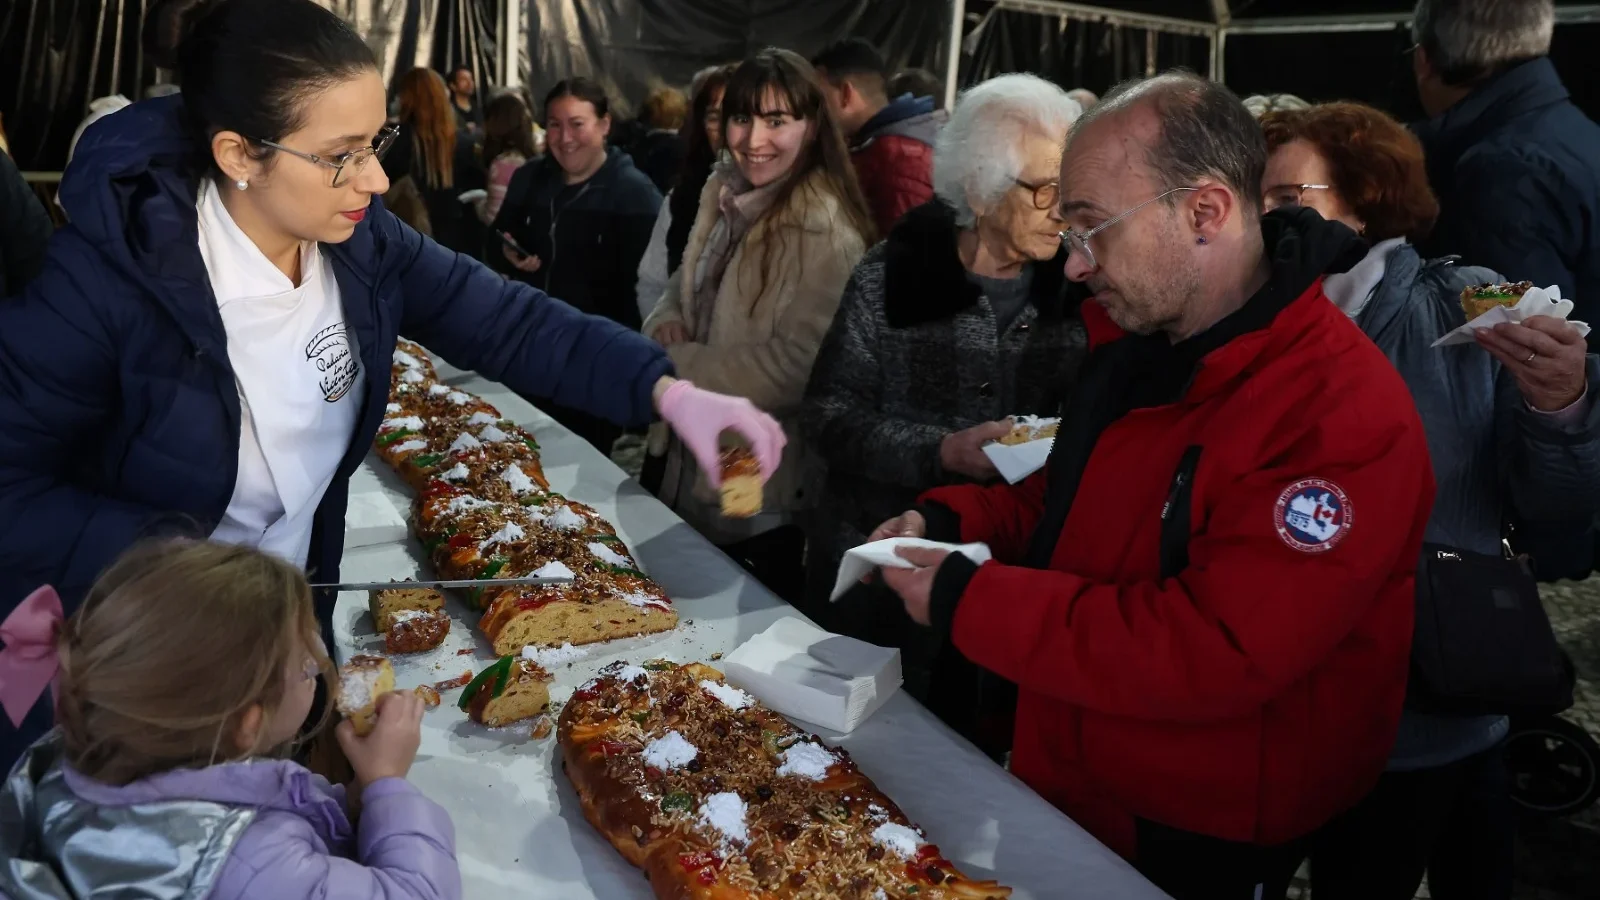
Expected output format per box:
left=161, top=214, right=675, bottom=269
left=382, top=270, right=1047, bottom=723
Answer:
left=343, top=491, right=409, bottom=549
left=829, top=537, right=993, bottom=601
left=1431, top=284, right=1590, bottom=347
left=723, top=617, right=901, bottom=734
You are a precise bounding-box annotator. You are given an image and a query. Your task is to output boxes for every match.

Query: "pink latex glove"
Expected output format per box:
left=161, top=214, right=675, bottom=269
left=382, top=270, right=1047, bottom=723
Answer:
left=0, top=586, right=63, bottom=728
left=657, top=380, right=786, bottom=487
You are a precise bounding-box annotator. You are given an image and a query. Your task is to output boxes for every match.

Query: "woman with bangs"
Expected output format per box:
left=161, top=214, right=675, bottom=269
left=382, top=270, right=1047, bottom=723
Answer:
left=643, top=48, right=874, bottom=600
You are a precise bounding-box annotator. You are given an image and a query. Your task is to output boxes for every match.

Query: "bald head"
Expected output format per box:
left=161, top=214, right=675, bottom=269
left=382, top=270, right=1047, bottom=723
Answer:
left=1069, top=73, right=1265, bottom=223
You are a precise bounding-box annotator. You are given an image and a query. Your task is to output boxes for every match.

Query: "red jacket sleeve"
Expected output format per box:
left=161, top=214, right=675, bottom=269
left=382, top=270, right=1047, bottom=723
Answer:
left=921, top=470, right=1049, bottom=564
left=948, top=408, right=1434, bottom=723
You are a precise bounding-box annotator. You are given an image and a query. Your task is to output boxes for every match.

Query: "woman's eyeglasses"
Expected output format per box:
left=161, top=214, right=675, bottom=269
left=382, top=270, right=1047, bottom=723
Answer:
left=1015, top=178, right=1060, bottom=211
left=1262, top=183, right=1330, bottom=212
left=256, top=125, right=400, bottom=188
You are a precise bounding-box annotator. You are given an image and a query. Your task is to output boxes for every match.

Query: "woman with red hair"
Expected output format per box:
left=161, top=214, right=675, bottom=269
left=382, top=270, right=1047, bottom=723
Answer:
left=1261, top=102, right=1600, bottom=900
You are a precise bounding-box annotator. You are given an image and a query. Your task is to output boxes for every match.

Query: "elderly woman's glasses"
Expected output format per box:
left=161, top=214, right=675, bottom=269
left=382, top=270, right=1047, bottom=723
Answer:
left=1262, top=183, right=1330, bottom=212
left=256, top=125, right=400, bottom=188
left=1015, top=178, right=1060, bottom=211
left=1058, top=186, right=1199, bottom=271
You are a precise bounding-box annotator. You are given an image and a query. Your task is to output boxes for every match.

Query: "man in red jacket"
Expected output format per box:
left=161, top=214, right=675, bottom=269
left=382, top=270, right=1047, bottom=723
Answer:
left=813, top=38, right=946, bottom=237
left=869, top=73, right=1436, bottom=899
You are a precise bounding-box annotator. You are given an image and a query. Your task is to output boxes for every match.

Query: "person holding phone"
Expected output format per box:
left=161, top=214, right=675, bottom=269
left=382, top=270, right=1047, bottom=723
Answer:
left=492, top=77, right=663, bottom=452
left=0, top=0, right=783, bottom=766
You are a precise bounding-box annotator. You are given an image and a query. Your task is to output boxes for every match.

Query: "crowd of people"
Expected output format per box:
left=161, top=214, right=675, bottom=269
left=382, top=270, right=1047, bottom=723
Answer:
left=1, top=0, right=1598, bottom=898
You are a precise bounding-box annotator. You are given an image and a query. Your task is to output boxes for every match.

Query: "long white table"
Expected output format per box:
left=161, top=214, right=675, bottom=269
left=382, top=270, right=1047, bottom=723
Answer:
left=332, top=360, right=1169, bottom=900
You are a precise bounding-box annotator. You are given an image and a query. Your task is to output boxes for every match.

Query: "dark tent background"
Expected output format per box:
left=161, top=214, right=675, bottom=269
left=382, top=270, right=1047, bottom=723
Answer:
left=1, top=0, right=1596, bottom=171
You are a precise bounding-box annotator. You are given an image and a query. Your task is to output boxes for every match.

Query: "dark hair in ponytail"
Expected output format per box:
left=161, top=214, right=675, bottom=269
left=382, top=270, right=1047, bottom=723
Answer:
left=142, top=0, right=377, bottom=173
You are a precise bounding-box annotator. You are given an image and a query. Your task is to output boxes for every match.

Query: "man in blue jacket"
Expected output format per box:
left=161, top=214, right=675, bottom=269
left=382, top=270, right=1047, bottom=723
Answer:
left=1411, top=0, right=1600, bottom=347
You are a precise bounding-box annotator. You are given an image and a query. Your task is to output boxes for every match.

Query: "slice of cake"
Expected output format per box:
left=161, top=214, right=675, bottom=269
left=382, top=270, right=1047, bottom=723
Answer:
left=337, top=655, right=394, bottom=736
left=384, top=609, right=451, bottom=654
left=459, top=655, right=553, bottom=727
left=477, top=573, right=678, bottom=657
left=1461, top=281, right=1533, bottom=321
left=368, top=585, right=446, bottom=632
left=718, top=447, right=762, bottom=519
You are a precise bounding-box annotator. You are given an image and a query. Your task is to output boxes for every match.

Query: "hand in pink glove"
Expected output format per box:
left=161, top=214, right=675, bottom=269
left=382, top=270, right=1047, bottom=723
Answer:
left=656, top=380, right=786, bottom=488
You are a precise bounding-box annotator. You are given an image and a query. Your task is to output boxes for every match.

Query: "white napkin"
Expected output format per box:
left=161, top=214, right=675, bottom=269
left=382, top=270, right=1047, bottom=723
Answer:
left=1431, top=285, right=1590, bottom=348
left=456, top=189, right=488, bottom=204
left=343, top=491, right=409, bottom=549
left=722, top=617, right=901, bottom=734
left=829, top=537, right=992, bottom=601
left=982, top=436, right=1054, bottom=484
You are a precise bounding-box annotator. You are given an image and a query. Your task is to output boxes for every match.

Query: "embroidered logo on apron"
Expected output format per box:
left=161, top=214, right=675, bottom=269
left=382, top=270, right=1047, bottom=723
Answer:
left=307, top=323, right=359, bottom=402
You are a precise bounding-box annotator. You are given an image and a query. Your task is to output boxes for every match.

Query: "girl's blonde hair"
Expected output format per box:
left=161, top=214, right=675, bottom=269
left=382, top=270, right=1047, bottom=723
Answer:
left=56, top=540, right=334, bottom=785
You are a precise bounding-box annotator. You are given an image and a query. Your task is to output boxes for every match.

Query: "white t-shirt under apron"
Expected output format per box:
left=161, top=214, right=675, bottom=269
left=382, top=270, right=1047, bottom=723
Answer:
left=197, top=181, right=365, bottom=569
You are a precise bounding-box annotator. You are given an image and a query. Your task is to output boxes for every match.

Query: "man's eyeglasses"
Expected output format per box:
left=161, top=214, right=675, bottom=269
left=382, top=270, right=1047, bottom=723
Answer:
left=255, top=125, right=400, bottom=188
left=1262, top=183, right=1330, bottom=212
left=1015, top=178, right=1060, bottom=212
left=1058, top=186, right=1199, bottom=270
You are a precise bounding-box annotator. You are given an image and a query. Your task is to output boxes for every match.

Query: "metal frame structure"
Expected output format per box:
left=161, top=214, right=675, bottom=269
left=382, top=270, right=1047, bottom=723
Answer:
left=942, top=0, right=1600, bottom=95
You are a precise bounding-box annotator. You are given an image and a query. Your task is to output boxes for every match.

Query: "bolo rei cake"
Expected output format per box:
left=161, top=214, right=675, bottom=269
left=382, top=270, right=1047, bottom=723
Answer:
left=336, top=655, right=395, bottom=736
left=1460, top=281, right=1534, bottom=321
left=719, top=447, right=763, bottom=519
left=368, top=584, right=451, bottom=654
left=559, top=660, right=1012, bottom=899
left=997, top=415, right=1059, bottom=446
left=372, top=344, right=680, bottom=654
left=458, top=653, right=554, bottom=727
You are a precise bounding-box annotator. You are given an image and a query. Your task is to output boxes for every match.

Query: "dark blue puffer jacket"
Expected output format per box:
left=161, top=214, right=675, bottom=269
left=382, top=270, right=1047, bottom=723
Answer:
left=0, top=94, right=672, bottom=623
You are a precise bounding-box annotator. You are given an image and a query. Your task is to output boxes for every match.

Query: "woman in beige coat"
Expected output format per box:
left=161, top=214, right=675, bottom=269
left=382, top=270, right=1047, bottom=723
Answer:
left=643, top=48, right=873, bottom=601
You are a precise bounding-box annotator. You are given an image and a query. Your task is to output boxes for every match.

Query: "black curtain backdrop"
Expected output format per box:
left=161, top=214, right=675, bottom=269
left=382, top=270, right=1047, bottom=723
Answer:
left=521, top=0, right=953, bottom=120
left=0, top=0, right=500, bottom=171
left=958, top=7, right=1211, bottom=97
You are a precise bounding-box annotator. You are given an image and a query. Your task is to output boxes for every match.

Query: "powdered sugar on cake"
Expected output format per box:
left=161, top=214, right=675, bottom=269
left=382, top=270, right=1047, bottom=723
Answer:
left=642, top=730, right=698, bottom=770
left=533, top=560, right=575, bottom=580
left=697, top=792, right=749, bottom=846
left=500, top=463, right=538, bottom=495
left=480, top=522, right=525, bottom=551
left=699, top=679, right=753, bottom=711
left=776, top=740, right=837, bottom=781
left=522, top=642, right=589, bottom=668
left=587, top=541, right=631, bottom=568
left=448, top=432, right=483, bottom=454
left=870, top=822, right=925, bottom=858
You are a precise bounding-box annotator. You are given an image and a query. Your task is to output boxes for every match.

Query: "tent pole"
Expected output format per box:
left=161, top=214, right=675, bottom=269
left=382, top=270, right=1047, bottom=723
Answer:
left=944, top=0, right=967, bottom=110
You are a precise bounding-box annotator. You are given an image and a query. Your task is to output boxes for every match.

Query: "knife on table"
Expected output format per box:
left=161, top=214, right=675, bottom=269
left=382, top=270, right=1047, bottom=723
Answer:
left=309, top=575, right=575, bottom=592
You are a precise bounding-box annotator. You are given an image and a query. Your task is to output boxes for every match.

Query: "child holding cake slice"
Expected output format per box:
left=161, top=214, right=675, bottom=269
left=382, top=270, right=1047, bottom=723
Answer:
left=0, top=540, right=459, bottom=900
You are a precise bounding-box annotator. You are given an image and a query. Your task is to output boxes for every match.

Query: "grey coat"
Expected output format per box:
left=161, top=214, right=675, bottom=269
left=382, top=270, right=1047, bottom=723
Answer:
left=800, top=201, right=1088, bottom=612
left=1351, top=243, right=1600, bottom=768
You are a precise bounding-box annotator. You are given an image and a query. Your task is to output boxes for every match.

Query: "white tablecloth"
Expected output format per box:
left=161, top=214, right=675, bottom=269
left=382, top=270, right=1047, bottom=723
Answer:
left=332, top=361, right=1168, bottom=900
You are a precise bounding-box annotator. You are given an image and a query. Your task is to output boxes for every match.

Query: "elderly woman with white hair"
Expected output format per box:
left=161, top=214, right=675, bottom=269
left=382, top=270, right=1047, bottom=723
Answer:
left=800, top=73, right=1088, bottom=752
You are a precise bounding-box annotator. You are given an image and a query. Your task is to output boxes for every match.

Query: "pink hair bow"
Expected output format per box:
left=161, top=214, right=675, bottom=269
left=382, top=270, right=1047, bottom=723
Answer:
left=0, top=586, right=64, bottom=728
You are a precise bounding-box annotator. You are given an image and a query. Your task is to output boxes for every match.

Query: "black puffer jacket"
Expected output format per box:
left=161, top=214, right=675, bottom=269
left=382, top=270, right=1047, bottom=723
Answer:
left=493, top=147, right=661, bottom=329
left=800, top=201, right=1088, bottom=608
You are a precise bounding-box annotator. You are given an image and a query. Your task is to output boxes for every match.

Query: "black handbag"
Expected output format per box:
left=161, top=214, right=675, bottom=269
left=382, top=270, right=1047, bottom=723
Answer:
left=1407, top=541, right=1575, bottom=718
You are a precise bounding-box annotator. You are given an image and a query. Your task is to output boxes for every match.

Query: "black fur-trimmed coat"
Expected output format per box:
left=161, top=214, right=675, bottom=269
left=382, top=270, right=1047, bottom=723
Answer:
left=800, top=200, right=1088, bottom=608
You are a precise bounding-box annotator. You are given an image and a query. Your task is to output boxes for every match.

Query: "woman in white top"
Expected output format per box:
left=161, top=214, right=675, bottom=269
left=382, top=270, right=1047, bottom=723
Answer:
left=0, top=0, right=784, bottom=760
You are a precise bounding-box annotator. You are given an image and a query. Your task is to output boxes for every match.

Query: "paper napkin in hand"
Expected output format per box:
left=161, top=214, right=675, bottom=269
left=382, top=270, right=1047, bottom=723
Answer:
left=723, top=617, right=901, bottom=734
left=830, top=537, right=992, bottom=601
left=344, top=492, right=409, bottom=549
left=980, top=416, right=1058, bottom=483
left=1431, top=285, right=1591, bottom=348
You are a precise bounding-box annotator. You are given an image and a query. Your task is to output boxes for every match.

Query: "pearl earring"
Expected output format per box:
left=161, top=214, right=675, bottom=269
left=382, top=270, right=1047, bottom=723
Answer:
left=236, top=179, right=249, bottom=191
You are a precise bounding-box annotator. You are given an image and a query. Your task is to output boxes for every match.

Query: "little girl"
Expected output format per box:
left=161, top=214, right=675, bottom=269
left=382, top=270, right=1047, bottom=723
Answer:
left=0, top=540, right=460, bottom=899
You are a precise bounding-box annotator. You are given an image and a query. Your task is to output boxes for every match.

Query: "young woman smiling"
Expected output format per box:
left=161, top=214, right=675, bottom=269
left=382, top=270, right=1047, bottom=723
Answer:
left=492, top=77, right=664, bottom=454
left=643, top=48, right=874, bottom=600
left=0, top=0, right=783, bottom=763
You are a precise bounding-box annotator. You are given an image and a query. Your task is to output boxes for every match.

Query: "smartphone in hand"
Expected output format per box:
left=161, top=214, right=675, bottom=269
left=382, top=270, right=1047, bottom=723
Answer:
left=499, top=231, right=532, bottom=258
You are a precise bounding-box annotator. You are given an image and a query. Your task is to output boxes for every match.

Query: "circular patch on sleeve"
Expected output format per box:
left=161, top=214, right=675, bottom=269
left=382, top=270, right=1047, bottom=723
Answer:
left=1274, top=478, right=1352, bottom=553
